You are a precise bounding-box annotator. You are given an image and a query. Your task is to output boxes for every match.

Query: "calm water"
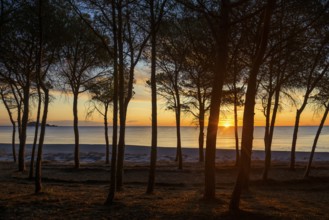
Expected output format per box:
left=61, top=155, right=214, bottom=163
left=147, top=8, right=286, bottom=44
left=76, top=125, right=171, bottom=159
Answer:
left=0, top=126, right=328, bottom=152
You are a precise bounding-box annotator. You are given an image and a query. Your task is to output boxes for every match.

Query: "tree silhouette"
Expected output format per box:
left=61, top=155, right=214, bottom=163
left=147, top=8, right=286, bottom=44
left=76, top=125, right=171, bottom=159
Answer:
left=86, top=77, right=113, bottom=164
left=304, top=77, right=329, bottom=178
left=71, top=0, right=152, bottom=191
left=290, top=35, right=329, bottom=170
left=146, top=0, right=169, bottom=194
left=230, top=0, right=276, bottom=211
left=155, top=16, right=190, bottom=169
left=0, top=84, right=17, bottom=162
left=58, top=14, right=107, bottom=169
left=180, top=14, right=214, bottom=163
left=0, top=1, right=39, bottom=171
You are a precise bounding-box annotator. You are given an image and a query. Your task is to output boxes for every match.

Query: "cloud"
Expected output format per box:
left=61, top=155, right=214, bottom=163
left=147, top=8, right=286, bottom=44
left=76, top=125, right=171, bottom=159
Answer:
left=130, top=65, right=152, bottom=102
left=127, top=120, right=139, bottom=123
left=134, top=63, right=150, bottom=85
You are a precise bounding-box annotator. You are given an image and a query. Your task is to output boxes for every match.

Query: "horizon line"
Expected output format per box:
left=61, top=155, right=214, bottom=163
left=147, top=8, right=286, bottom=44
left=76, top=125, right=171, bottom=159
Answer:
left=0, top=125, right=327, bottom=127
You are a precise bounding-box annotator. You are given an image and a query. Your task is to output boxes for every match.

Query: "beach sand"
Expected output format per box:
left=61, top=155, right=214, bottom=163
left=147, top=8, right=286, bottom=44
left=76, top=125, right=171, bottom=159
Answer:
left=0, top=145, right=329, bottom=219
left=1, top=144, right=329, bottom=163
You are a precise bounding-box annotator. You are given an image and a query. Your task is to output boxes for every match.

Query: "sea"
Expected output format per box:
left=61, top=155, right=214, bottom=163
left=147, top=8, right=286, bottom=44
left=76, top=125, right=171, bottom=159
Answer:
left=0, top=126, right=328, bottom=152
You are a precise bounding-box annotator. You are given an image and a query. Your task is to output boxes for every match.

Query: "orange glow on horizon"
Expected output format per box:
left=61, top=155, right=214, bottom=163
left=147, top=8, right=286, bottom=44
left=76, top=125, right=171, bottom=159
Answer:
left=1, top=87, right=329, bottom=127
left=223, top=121, right=231, bottom=128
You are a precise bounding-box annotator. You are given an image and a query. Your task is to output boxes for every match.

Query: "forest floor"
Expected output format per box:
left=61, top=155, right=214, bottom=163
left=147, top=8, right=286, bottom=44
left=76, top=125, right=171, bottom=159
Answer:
left=0, top=160, right=329, bottom=219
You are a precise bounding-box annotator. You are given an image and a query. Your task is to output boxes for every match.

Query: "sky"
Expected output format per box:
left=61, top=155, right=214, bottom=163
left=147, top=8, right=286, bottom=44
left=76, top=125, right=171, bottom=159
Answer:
left=0, top=67, right=328, bottom=127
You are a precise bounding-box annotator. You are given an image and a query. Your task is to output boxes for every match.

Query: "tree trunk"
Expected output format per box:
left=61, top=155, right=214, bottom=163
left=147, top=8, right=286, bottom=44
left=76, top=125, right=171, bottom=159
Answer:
left=11, top=122, right=16, bottom=162
left=19, top=85, right=30, bottom=172
left=204, top=1, right=229, bottom=200
left=304, top=104, right=329, bottom=178
left=116, top=0, right=125, bottom=192
left=198, top=110, right=205, bottom=162
left=231, top=75, right=259, bottom=206
left=16, top=101, right=22, bottom=145
left=117, top=101, right=132, bottom=189
left=35, top=0, right=45, bottom=193
left=29, top=86, right=42, bottom=179
left=175, top=102, right=182, bottom=170
left=35, top=89, right=49, bottom=193
left=268, top=87, right=280, bottom=149
left=116, top=56, right=137, bottom=188
left=174, top=71, right=182, bottom=169
left=263, top=114, right=271, bottom=180
left=105, top=0, right=118, bottom=204
left=230, top=0, right=275, bottom=211
left=290, top=109, right=302, bottom=170
left=263, top=84, right=280, bottom=180
left=104, top=107, right=110, bottom=164
left=262, top=89, right=273, bottom=181
left=73, top=92, right=80, bottom=169
left=146, top=0, right=157, bottom=194
left=116, top=122, right=125, bottom=191
left=233, top=85, right=239, bottom=167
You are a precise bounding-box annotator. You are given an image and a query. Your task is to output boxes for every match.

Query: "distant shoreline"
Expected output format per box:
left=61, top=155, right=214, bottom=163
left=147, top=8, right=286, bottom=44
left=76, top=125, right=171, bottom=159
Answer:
left=27, top=122, right=58, bottom=127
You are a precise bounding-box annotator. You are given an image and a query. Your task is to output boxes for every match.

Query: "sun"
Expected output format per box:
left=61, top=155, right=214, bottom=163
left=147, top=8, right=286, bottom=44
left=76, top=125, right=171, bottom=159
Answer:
left=223, top=122, right=231, bottom=128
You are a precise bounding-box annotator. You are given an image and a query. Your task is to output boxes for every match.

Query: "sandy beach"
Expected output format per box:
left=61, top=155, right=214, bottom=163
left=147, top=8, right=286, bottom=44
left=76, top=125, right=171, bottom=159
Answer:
left=1, top=144, right=328, bottom=164
left=1, top=144, right=329, bottom=219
